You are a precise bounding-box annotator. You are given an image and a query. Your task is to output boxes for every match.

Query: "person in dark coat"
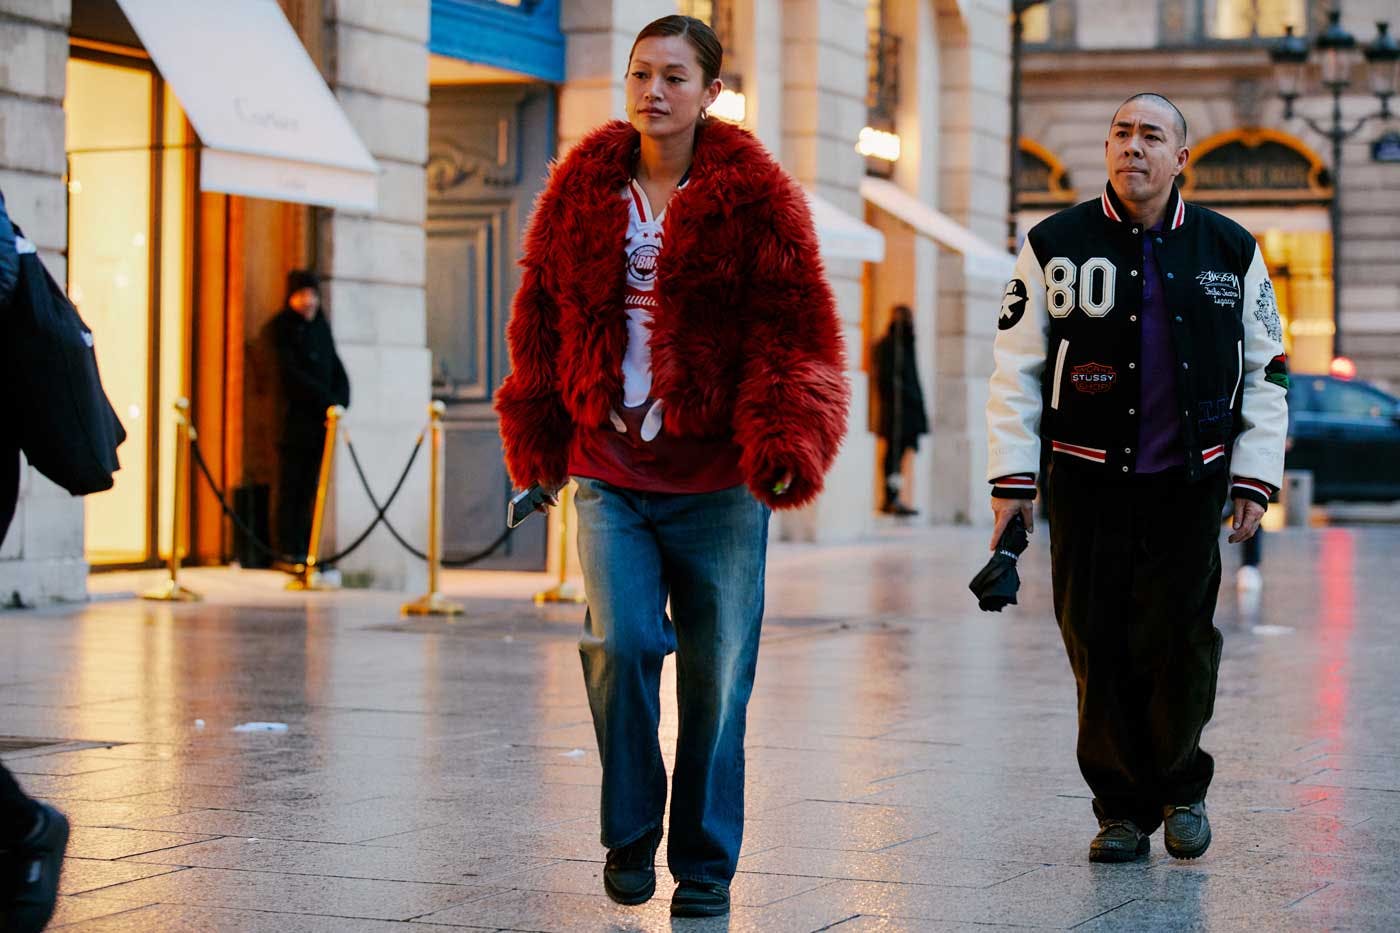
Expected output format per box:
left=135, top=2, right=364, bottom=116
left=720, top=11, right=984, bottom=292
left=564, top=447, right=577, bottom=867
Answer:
left=0, top=187, right=72, bottom=933
left=273, top=269, right=350, bottom=559
left=873, top=304, right=928, bottom=515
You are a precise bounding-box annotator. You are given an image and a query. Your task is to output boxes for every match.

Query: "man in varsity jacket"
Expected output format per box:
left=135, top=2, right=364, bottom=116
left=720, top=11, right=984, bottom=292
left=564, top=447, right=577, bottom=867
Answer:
left=986, top=94, right=1289, bottom=863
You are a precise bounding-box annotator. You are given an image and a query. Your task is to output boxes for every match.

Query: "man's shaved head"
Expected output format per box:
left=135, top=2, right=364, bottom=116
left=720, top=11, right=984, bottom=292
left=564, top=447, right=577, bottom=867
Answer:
left=1114, top=93, right=1187, bottom=146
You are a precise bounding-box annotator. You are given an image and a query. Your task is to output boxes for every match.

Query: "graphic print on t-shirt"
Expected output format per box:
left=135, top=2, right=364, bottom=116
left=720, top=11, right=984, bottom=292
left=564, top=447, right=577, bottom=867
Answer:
left=618, top=177, right=684, bottom=440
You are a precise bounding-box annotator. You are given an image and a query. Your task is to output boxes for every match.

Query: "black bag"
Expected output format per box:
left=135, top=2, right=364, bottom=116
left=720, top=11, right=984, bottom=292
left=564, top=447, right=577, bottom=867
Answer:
left=7, top=232, right=126, bottom=495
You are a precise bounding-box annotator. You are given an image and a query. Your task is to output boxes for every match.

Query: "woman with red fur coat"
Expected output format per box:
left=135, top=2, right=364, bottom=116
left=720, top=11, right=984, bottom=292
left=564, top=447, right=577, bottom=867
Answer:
left=495, top=15, right=848, bottom=919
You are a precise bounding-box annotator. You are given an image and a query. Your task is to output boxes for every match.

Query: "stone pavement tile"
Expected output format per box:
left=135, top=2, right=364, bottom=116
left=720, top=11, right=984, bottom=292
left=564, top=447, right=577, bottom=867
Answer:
left=117, top=796, right=449, bottom=844
left=73, top=867, right=503, bottom=921
left=1285, top=881, right=1400, bottom=923
left=367, top=819, right=604, bottom=860
left=412, top=888, right=863, bottom=933
left=826, top=918, right=1040, bottom=933
left=1073, top=898, right=1357, bottom=933
left=38, top=798, right=190, bottom=827
left=47, top=895, right=155, bottom=929
left=740, top=876, right=1127, bottom=928
left=66, top=826, right=218, bottom=860
left=53, top=903, right=494, bottom=932
left=741, top=801, right=943, bottom=853
left=737, top=845, right=1044, bottom=889
left=484, top=858, right=831, bottom=908
left=58, top=858, right=184, bottom=896
left=992, top=863, right=1326, bottom=912
left=121, top=836, right=560, bottom=886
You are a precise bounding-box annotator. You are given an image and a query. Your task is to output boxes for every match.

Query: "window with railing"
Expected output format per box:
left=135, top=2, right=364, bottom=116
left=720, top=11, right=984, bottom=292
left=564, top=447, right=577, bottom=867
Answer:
left=676, top=0, right=732, bottom=47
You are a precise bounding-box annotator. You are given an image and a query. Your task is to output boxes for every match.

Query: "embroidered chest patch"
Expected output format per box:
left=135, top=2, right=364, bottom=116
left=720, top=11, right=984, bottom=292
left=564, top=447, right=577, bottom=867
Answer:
left=1070, top=362, right=1117, bottom=394
left=1196, top=271, right=1241, bottom=308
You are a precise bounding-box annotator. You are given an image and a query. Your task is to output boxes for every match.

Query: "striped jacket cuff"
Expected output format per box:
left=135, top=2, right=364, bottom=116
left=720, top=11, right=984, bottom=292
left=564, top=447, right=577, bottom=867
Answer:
left=990, top=473, right=1037, bottom=499
left=1231, top=476, right=1275, bottom=508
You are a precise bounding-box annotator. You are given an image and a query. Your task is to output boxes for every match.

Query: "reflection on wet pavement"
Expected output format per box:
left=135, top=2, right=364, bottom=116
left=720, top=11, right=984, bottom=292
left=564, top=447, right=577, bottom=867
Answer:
left=3, top=524, right=1398, bottom=931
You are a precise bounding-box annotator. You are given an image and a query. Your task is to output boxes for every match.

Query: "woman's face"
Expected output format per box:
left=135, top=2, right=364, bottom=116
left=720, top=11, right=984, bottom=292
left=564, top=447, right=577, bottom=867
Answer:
left=625, top=35, right=720, bottom=141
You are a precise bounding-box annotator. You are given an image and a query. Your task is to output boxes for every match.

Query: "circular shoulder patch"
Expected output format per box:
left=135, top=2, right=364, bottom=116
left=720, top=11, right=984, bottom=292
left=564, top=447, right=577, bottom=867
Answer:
left=999, top=279, right=1028, bottom=331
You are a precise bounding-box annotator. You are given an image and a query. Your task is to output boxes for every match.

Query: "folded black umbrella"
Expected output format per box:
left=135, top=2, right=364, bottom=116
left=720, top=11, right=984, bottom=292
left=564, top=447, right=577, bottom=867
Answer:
left=969, top=512, right=1029, bottom=612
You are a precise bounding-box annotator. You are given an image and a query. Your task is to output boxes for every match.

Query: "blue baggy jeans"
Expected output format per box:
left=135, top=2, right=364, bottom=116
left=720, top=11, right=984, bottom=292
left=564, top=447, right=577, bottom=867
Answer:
left=573, top=477, right=770, bottom=884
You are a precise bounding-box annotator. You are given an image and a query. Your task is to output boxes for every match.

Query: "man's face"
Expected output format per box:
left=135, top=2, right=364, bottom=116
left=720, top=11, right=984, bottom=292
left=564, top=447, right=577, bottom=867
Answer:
left=289, top=287, right=320, bottom=320
left=1104, top=99, right=1188, bottom=207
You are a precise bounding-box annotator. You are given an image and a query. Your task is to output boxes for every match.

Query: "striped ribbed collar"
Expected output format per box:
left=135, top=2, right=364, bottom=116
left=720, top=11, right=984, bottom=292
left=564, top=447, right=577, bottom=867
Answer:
left=1101, top=181, right=1186, bottom=231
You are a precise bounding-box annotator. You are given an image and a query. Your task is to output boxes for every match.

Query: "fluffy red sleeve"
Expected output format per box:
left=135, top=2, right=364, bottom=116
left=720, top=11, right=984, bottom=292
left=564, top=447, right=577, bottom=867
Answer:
left=731, top=177, right=850, bottom=509
left=495, top=187, right=574, bottom=489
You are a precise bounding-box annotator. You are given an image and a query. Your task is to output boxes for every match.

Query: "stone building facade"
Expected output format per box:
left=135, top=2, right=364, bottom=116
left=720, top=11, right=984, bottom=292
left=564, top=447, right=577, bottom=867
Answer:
left=0, top=0, right=1012, bottom=603
left=1018, top=0, right=1400, bottom=388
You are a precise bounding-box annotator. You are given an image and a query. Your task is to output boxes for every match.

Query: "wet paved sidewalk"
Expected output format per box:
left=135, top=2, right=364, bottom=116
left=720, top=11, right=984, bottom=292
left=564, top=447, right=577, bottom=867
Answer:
left=3, top=523, right=1398, bottom=931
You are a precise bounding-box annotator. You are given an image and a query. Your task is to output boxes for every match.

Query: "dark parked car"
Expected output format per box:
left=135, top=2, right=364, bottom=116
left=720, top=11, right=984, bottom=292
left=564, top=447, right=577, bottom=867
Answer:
left=1286, top=374, right=1400, bottom=502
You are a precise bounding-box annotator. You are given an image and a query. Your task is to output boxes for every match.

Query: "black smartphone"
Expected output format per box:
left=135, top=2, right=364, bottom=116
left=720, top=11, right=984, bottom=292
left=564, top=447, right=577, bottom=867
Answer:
left=507, top=484, right=552, bottom=528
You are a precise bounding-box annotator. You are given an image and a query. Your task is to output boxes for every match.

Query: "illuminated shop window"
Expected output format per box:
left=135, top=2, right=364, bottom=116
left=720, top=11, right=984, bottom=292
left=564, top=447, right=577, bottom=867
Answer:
left=1207, top=0, right=1306, bottom=40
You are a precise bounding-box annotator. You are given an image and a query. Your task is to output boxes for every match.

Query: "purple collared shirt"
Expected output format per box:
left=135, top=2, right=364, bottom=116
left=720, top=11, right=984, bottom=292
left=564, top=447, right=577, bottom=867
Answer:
left=1137, top=220, right=1185, bottom=473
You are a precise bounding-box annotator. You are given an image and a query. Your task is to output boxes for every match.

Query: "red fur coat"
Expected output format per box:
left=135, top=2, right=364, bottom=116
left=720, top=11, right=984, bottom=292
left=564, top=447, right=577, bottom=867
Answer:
left=495, top=119, right=849, bottom=509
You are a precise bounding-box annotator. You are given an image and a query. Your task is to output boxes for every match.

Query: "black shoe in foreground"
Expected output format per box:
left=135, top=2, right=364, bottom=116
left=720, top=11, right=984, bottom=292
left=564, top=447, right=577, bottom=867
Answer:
left=3, top=803, right=70, bottom=933
left=1163, top=801, right=1211, bottom=860
left=603, top=825, right=662, bottom=906
left=1089, top=818, right=1149, bottom=863
left=671, top=880, right=730, bottom=918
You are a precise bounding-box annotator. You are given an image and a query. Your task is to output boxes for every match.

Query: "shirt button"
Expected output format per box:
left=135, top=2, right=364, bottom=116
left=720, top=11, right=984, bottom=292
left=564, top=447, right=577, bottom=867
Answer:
left=1130, top=270, right=1139, bottom=277
left=1175, top=315, right=1183, bottom=322
left=1129, top=408, right=1136, bottom=415
left=1155, top=237, right=1163, bottom=244
left=1183, top=362, right=1190, bottom=369
left=1129, top=362, right=1137, bottom=369
left=1167, top=272, right=1175, bottom=279
left=1132, top=227, right=1140, bottom=234
left=1122, top=466, right=1130, bottom=473
left=1124, top=447, right=1132, bottom=454
left=1130, top=315, right=1138, bottom=322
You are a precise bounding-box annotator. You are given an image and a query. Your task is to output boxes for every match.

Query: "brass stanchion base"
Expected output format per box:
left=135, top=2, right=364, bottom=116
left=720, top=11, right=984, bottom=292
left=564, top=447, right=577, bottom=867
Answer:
left=534, top=580, right=586, bottom=605
left=401, top=591, right=465, bottom=616
left=286, top=567, right=342, bottom=592
left=141, top=579, right=202, bottom=602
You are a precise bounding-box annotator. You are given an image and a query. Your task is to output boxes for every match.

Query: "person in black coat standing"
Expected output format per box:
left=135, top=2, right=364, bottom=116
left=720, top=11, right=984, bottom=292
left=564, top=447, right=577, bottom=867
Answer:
left=874, top=304, right=928, bottom=516
left=273, top=270, right=350, bottom=560
left=1, top=187, right=72, bottom=933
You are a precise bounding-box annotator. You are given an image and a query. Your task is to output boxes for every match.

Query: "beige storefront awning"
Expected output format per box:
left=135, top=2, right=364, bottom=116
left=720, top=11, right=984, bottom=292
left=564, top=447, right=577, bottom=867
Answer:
left=116, top=0, right=379, bottom=211
left=807, top=190, right=886, bottom=263
left=860, top=177, right=1013, bottom=279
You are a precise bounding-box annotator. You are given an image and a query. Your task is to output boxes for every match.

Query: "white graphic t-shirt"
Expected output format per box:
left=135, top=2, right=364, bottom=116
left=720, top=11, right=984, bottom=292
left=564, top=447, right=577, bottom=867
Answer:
left=615, top=177, right=685, bottom=442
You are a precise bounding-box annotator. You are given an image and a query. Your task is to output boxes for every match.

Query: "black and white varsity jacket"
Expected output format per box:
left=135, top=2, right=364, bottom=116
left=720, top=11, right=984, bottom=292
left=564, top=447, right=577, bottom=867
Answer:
left=987, top=183, right=1289, bottom=507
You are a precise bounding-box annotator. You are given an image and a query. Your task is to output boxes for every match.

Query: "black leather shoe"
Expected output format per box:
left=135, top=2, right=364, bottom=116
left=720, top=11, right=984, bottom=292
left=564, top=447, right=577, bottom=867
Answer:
left=671, top=880, right=730, bottom=918
left=1089, top=818, right=1149, bottom=863
left=1163, top=801, right=1211, bottom=860
left=2, top=803, right=70, bottom=933
left=603, top=825, right=662, bottom=905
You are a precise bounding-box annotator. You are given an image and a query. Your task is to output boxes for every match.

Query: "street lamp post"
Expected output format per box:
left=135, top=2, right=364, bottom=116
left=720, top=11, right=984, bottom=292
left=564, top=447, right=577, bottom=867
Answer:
left=1270, top=10, right=1399, bottom=359
left=1008, top=0, right=1049, bottom=252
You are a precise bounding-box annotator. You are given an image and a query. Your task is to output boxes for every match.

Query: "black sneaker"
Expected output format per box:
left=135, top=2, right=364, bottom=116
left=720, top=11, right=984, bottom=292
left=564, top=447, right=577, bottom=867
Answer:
left=671, top=880, right=730, bottom=918
left=1163, top=801, right=1211, bottom=860
left=1089, top=818, right=1149, bottom=863
left=3, top=803, right=70, bottom=933
left=603, top=825, right=661, bottom=906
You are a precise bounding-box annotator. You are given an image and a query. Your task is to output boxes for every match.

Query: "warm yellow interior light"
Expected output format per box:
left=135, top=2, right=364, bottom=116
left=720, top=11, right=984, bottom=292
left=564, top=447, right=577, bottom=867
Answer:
left=857, top=126, right=901, bottom=162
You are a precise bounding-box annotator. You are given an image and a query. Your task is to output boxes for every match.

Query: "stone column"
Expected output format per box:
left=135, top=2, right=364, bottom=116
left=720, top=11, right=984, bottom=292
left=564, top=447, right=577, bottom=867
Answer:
left=320, top=0, right=432, bottom=590
left=0, top=0, right=85, bottom=602
left=931, top=0, right=1011, bottom=526
left=778, top=0, right=874, bottom=543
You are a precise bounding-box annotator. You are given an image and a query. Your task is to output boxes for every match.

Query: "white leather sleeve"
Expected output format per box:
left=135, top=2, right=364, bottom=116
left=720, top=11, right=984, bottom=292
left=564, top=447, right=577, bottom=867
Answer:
left=987, top=239, right=1050, bottom=481
left=1231, top=244, right=1288, bottom=487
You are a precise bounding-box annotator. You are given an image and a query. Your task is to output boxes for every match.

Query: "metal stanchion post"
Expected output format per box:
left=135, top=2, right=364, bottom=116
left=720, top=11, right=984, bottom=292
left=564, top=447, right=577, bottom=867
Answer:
left=535, top=482, right=585, bottom=605
left=402, top=402, right=464, bottom=616
left=287, top=405, right=344, bottom=591
left=143, top=398, right=201, bottom=602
